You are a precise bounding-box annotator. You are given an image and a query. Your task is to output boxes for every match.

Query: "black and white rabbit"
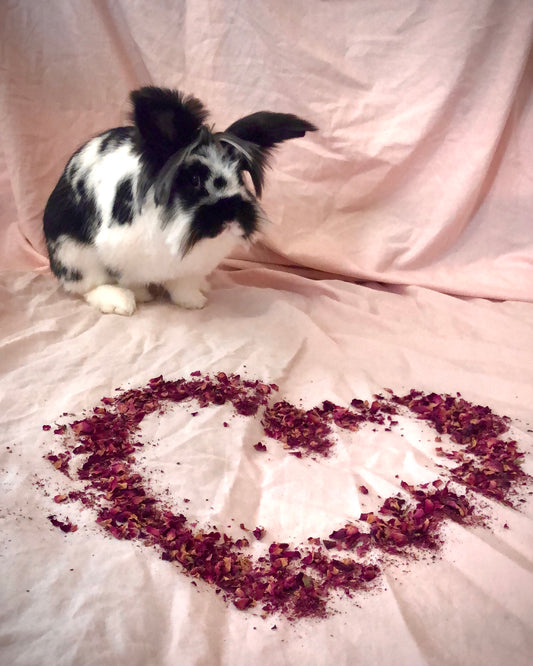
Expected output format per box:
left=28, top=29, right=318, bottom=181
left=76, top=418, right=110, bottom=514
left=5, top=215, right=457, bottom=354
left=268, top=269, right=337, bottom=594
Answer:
left=43, top=86, right=316, bottom=315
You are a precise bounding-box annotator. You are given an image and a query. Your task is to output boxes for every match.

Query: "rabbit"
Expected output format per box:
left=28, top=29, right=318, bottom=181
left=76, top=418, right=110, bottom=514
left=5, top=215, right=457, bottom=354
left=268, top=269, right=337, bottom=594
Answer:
left=42, top=86, right=316, bottom=315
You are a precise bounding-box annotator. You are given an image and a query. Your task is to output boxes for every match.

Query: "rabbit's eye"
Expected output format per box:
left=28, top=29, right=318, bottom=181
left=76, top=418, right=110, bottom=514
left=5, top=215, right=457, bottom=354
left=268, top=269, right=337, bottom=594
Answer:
left=190, top=173, right=201, bottom=189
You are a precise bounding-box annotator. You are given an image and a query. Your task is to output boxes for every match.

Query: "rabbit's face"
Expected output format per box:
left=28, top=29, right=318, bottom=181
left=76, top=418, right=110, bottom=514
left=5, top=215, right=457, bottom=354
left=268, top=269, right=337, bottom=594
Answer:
left=163, top=138, right=262, bottom=255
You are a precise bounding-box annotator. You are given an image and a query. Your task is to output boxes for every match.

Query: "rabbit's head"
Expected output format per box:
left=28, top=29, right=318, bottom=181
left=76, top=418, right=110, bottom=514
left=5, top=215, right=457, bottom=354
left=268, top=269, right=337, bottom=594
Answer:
left=132, top=87, right=317, bottom=255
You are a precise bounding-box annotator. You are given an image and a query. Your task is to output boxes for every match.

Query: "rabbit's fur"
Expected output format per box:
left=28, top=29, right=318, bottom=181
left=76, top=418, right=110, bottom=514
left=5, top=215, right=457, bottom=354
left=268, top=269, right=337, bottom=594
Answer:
left=43, top=86, right=316, bottom=315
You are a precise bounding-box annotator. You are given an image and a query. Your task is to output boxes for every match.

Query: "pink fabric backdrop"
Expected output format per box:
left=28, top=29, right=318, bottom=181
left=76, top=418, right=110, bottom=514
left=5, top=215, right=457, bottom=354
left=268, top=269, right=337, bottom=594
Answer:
left=1, top=0, right=532, bottom=300
left=2, top=5, right=533, bottom=666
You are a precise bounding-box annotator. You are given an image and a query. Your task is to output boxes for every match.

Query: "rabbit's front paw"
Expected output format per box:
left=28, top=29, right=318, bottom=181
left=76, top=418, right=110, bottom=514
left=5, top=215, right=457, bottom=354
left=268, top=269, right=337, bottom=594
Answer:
left=165, top=278, right=208, bottom=310
left=170, top=288, right=207, bottom=310
left=85, top=285, right=137, bottom=316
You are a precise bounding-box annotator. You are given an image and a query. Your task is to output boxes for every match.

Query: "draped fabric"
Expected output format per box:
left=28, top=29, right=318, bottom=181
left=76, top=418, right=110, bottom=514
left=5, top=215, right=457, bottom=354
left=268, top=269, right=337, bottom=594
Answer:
left=1, top=3, right=532, bottom=666
left=1, top=0, right=532, bottom=299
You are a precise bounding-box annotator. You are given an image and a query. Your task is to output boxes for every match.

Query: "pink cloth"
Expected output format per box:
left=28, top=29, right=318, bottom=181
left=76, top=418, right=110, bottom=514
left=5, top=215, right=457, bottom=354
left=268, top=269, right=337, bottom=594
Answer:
left=1, top=269, right=533, bottom=666
left=1, top=4, right=533, bottom=666
left=1, top=0, right=532, bottom=299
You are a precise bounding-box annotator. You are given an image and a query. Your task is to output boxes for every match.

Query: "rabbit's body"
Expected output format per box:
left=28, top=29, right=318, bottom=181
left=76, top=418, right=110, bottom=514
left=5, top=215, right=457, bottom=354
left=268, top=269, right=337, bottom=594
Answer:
left=43, top=87, right=316, bottom=315
left=46, top=127, right=247, bottom=312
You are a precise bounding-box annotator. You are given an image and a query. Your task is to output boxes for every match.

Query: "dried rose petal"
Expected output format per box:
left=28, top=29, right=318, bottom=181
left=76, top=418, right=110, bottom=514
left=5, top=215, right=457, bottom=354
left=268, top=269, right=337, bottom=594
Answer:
left=41, top=375, right=530, bottom=622
left=48, top=515, right=78, bottom=533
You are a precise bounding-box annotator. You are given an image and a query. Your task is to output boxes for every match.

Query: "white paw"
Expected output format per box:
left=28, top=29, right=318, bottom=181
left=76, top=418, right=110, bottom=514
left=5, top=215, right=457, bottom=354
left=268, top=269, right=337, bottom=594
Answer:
left=170, top=289, right=208, bottom=310
left=85, top=285, right=137, bottom=316
left=164, top=277, right=209, bottom=310
left=199, top=276, right=210, bottom=292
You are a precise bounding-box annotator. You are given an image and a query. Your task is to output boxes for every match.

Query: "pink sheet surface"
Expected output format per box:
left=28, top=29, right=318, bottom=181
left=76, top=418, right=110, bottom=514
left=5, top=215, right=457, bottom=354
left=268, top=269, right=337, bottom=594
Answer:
left=1, top=2, right=533, bottom=666
left=1, top=269, right=533, bottom=666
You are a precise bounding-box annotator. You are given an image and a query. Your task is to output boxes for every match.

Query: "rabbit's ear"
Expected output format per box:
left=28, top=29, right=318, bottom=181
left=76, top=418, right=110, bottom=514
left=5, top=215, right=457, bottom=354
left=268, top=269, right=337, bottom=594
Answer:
left=225, top=112, right=316, bottom=149
left=221, top=112, right=316, bottom=197
left=131, top=87, right=208, bottom=161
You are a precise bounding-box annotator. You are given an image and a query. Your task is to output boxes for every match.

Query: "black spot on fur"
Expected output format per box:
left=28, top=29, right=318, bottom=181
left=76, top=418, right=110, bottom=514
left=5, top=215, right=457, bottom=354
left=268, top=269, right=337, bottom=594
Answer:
left=231, top=198, right=258, bottom=238
left=47, top=248, right=83, bottom=282
left=183, top=196, right=258, bottom=254
left=213, top=175, right=227, bottom=190
left=112, top=177, right=134, bottom=225
left=76, top=178, right=86, bottom=199
left=169, top=161, right=211, bottom=209
left=99, top=127, right=135, bottom=154
left=106, top=266, right=122, bottom=281
left=43, top=171, right=100, bottom=244
left=68, top=162, right=79, bottom=180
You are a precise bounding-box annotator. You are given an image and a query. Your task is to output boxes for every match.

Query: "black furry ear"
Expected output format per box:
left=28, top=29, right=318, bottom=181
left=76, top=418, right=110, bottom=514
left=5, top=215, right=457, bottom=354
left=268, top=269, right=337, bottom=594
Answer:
left=131, top=87, right=209, bottom=163
left=221, top=112, right=316, bottom=197
left=225, top=112, right=317, bottom=149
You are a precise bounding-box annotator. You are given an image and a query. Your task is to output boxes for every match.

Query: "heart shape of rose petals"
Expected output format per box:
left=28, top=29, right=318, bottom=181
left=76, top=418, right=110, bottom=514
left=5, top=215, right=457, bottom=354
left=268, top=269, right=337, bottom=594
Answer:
left=43, top=372, right=529, bottom=620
